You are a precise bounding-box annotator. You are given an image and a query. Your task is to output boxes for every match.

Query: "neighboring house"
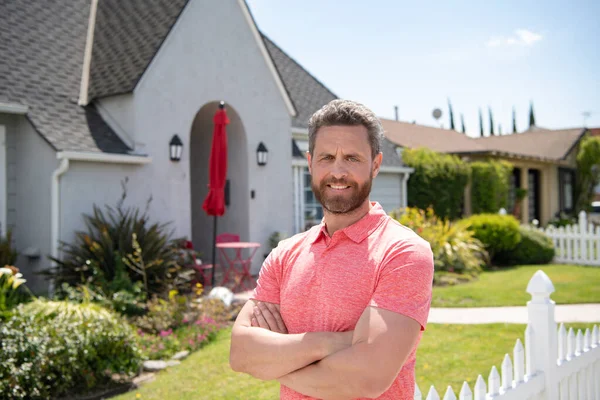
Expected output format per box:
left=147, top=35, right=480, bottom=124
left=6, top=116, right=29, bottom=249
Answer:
left=382, top=119, right=590, bottom=226
left=0, top=0, right=409, bottom=293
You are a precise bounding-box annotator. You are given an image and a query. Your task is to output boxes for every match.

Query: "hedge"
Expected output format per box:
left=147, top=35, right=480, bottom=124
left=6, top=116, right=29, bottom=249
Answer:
left=470, top=160, right=513, bottom=214
left=403, top=147, right=470, bottom=220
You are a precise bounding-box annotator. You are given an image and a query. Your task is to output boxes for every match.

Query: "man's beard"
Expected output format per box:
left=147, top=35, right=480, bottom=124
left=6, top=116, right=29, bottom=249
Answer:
left=312, top=175, right=372, bottom=215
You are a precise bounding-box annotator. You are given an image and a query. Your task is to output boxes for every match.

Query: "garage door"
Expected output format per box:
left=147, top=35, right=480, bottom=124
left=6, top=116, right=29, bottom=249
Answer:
left=371, top=172, right=402, bottom=213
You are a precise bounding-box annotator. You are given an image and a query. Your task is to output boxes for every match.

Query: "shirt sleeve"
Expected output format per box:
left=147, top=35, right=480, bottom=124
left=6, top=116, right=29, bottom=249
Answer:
left=250, top=246, right=282, bottom=304
left=369, top=237, right=434, bottom=331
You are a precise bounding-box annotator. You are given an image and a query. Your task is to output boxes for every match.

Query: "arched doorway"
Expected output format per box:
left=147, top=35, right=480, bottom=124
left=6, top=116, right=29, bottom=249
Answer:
left=189, top=101, right=249, bottom=263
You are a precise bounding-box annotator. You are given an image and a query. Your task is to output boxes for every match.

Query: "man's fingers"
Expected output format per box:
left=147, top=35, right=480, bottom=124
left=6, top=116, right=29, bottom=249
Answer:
left=257, top=302, right=281, bottom=333
left=253, top=305, right=271, bottom=330
left=251, top=317, right=258, bottom=327
left=265, top=302, right=288, bottom=333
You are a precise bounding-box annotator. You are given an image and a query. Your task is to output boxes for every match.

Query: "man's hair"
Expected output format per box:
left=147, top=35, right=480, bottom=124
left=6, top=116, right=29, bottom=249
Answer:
left=308, top=99, right=383, bottom=159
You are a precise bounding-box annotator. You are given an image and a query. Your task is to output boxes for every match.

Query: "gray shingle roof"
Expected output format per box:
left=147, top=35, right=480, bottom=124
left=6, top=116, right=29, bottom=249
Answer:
left=88, top=0, right=189, bottom=100
left=262, top=35, right=337, bottom=129
left=0, top=0, right=130, bottom=153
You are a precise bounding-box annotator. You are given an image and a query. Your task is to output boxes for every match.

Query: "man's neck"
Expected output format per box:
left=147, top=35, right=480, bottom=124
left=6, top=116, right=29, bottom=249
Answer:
left=323, top=201, right=372, bottom=237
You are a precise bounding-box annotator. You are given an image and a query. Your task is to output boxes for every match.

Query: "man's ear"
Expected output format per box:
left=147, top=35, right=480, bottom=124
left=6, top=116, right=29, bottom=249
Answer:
left=372, top=152, right=383, bottom=178
left=307, top=152, right=312, bottom=174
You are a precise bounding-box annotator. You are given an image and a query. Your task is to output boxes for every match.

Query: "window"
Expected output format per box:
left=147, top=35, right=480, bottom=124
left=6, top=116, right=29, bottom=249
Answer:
left=302, top=167, right=323, bottom=230
left=559, top=168, right=575, bottom=213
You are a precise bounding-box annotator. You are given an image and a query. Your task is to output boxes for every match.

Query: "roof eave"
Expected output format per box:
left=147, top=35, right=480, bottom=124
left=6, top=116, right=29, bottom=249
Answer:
left=0, top=102, right=29, bottom=114
left=560, top=128, right=588, bottom=160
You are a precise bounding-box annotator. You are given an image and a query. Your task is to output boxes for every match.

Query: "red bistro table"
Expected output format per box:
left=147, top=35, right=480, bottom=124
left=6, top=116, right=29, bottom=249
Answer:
left=216, top=242, right=260, bottom=292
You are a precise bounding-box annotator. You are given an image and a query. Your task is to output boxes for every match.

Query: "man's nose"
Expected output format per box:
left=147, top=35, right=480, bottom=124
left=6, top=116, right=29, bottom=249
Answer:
left=330, top=158, right=348, bottom=179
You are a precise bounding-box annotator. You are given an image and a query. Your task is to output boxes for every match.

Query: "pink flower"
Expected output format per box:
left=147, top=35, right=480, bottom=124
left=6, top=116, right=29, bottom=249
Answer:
left=183, top=318, right=189, bottom=324
left=137, top=329, right=144, bottom=337
left=188, top=339, right=194, bottom=346
left=159, top=329, right=173, bottom=337
left=158, top=343, right=165, bottom=350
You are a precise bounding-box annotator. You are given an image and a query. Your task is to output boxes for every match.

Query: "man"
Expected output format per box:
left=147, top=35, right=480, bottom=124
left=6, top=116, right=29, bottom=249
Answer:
left=230, top=99, right=434, bottom=399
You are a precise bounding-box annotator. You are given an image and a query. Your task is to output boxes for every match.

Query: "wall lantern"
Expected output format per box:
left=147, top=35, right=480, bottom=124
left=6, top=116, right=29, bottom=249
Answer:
left=256, top=142, right=268, bottom=166
left=169, top=134, right=183, bottom=162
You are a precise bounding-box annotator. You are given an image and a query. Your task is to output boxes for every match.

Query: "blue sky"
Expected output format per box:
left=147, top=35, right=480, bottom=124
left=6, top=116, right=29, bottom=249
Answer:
left=246, top=0, right=600, bottom=138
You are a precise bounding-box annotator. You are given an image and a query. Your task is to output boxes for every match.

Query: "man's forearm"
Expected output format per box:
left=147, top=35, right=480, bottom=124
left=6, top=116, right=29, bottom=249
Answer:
left=230, top=326, right=349, bottom=381
left=278, top=341, right=389, bottom=399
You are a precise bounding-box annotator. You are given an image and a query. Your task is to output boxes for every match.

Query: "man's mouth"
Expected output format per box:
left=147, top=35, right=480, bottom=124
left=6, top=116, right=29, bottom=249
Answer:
left=327, top=184, right=351, bottom=190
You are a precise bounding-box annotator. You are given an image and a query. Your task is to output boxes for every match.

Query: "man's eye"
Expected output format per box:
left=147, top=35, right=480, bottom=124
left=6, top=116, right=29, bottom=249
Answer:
left=347, top=157, right=359, bottom=162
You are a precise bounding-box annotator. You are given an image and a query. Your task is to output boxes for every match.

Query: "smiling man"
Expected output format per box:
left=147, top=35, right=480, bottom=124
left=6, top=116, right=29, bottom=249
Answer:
left=230, top=100, right=434, bottom=400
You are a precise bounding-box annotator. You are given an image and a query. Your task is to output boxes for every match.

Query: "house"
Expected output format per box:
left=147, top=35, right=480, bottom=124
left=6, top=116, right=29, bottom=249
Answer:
left=382, top=119, right=589, bottom=226
left=0, top=0, right=409, bottom=293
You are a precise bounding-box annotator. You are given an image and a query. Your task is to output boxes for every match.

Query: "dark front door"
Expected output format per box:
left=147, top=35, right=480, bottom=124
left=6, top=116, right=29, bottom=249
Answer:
left=558, top=168, right=575, bottom=214
left=508, top=168, right=522, bottom=213
left=528, top=169, right=541, bottom=222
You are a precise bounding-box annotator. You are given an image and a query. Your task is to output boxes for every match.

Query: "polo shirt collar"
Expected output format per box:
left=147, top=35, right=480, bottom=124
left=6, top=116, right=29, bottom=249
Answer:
left=309, top=202, right=387, bottom=244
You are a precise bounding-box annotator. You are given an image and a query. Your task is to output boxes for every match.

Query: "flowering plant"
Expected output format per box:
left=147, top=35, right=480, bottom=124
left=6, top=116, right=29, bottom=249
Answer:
left=0, top=265, right=28, bottom=314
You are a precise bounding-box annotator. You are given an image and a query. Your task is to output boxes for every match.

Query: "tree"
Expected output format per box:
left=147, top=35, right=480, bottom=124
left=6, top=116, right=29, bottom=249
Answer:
left=461, top=114, right=466, bottom=134
left=512, top=107, right=517, bottom=133
left=448, top=98, right=456, bottom=130
left=489, top=107, right=495, bottom=136
left=529, top=101, right=536, bottom=128
left=479, top=108, right=484, bottom=137
left=575, top=135, right=600, bottom=213
left=498, top=124, right=503, bottom=135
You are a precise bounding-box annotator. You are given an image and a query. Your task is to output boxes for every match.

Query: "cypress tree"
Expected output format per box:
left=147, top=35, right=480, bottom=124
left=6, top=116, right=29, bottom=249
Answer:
left=461, top=114, right=466, bottom=134
left=529, top=101, right=536, bottom=128
left=498, top=124, right=503, bottom=135
left=448, top=98, right=456, bottom=130
left=479, top=108, right=484, bottom=137
left=512, top=106, right=517, bottom=133
left=489, top=107, right=495, bottom=136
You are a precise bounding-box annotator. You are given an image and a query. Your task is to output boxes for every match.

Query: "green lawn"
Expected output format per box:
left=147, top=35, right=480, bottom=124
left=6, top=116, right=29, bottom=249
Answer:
left=114, top=322, right=598, bottom=399
left=432, top=264, right=600, bottom=307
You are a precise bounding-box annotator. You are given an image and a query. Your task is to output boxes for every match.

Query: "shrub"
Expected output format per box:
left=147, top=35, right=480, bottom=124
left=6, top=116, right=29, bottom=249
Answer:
left=0, top=266, right=30, bottom=319
left=132, top=290, right=190, bottom=334
left=0, top=230, right=18, bottom=267
left=136, top=316, right=222, bottom=360
left=45, top=182, right=194, bottom=301
left=392, top=207, right=488, bottom=277
left=403, top=148, right=470, bottom=220
left=0, top=300, right=142, bottom=399
left=57, top=281, right=146, bottom=317
left=470, top=160, right=513, bottom=214
left=495, top=227, right=555, bottom=266
left=460, top=214, right=521, bottom=262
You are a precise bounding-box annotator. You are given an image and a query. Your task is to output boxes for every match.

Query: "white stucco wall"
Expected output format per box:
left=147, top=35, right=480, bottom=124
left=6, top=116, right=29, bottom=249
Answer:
left=87, top=0, right=294, bottom=273
left=0, top=114, right=58, bottom=294
left=96, top=94, right=136, bottom=150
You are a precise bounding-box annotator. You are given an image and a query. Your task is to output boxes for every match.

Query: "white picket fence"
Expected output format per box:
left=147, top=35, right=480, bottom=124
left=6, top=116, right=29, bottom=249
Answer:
left=539, top=211, right=600, bottom=266
left=415, top=270, right=600, bottom=400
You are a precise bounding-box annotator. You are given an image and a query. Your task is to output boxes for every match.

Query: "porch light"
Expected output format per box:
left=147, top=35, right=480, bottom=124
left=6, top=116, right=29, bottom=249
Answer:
left=256, top=142, right=268, bottom=166
left=169, top=134, right=183, bottom=161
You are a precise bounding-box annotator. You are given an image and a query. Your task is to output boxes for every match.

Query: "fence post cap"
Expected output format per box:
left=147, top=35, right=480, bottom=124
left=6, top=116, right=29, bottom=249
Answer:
left=526, top=270, right=555, bottom=296
left=578, top=210, right=586, bottom=218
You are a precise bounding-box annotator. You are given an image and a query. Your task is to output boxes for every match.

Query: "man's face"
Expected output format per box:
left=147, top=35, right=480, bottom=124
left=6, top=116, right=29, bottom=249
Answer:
left=307, top=125, right=382, bottom=215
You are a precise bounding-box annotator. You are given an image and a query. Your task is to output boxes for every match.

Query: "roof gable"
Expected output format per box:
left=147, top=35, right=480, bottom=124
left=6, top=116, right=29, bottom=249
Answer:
left=262, top=35, right=337, bottom=129
left=88, top=0, right=190, bottom=101
left=0, top=0, right=130, bottom=153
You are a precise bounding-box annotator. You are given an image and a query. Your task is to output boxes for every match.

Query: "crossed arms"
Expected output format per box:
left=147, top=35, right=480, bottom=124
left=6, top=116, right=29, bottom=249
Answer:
left=229, top=300, right=421, bottom=399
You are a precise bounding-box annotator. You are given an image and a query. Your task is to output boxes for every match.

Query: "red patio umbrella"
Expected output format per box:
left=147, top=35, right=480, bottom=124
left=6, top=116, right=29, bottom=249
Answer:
left=202, top=101, right=229, bottom=287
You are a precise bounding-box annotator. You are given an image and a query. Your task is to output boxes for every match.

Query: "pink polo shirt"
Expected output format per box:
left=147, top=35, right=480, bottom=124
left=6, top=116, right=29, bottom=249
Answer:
left=252, top=202, right=434, bottom=400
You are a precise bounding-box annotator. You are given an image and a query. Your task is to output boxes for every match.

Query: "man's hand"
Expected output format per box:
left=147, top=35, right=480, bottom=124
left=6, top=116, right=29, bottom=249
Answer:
left=251, top=301, right=288, bottom=333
